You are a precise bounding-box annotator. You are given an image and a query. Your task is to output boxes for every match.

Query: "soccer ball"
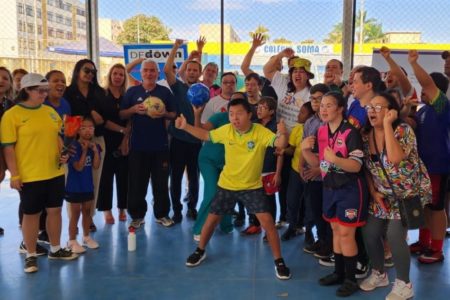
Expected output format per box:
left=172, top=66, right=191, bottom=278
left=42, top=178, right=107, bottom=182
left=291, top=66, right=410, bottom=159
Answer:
left=187, top=83, right=210, bottom=106
left=143, top=96, right=165, bottom=118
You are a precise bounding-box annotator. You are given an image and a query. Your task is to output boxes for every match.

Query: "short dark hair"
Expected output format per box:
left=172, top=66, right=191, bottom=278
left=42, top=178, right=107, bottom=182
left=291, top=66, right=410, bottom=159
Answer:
left=12, top=68, right=28, bottom=77
left=245, top=72, right=263, bottom=86
left=228, top=98, right=252, bottom=113
left=45, top=70, right=64, bottom=81
left=356, top=66, right=385, bottom=92
left=259, top=96, right=277, bottom=112
left=327, top=59, right=343, bottom=70
left=301, top=101, right=314, bottom=116
left=230, top=91, right=248, bottom=102
left=81, top=115, right=95, bottom=125
left=221, top=72, right=237, bottom=81
left=186, top=60, right=203, bottom=73
left=310, top=83, right=331, bottom=95
left=430, top=72, right=449, bottom=94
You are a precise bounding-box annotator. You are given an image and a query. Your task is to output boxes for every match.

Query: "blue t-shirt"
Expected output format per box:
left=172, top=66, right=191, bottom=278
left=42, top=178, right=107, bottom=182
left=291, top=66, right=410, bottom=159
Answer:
left=168, top=80, right=200, bottom=144
left=346, top=99, right=367, bottom=130
left=121, top=84, right=175, bottom=152
left=416, top=91, right=450, bottom=174
left=198, top=112, right=229, bottom=166
left=44, top=97, right=71, bottom=118
left=66, top=141, right=101, bottom=194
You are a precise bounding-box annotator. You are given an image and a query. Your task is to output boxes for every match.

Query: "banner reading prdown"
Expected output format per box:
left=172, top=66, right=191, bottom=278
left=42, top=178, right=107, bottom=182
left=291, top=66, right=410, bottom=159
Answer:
left=123, top=44, right=188, bottom=81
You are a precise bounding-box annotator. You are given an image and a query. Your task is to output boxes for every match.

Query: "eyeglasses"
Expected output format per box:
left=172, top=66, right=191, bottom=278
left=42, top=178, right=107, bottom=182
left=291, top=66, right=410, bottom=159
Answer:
left=364, top=105, right=388, bottom=113
left=82, top=67, right=97, bottom=75
left=309, top=95, right=322, bottom=102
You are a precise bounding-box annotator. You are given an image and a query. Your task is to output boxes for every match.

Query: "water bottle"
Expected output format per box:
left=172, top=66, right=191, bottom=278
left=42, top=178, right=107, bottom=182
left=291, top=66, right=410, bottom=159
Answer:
left=128, top=227, right=136, bottom=252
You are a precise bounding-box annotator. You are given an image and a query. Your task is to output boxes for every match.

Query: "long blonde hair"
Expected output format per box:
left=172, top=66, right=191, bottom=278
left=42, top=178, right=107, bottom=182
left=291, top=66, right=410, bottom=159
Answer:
left=105, top=63, right=128, bottom=96
left=0, top=67, right=14, bottom=100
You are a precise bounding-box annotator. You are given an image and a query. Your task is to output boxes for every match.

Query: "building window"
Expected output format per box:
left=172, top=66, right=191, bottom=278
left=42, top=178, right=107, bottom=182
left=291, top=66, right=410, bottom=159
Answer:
left=26, top=5, right=34, bottom=17
left=28, top=40, right=36, bottom=50
left=64, top=3, right=72, bottom=11
left=37, top=8, right=42, bottom=19
left=65, top=17, right=72, bottom=26
left=48, top=28, right=55, bottom=37
left=47, top=0, right=55, bottom=6
left=27, top=23, right=35, bottom=33
left=37, top=25, right=42, bottom=35
left=47, top=12, right=54, bottom=22
left=66, top=31, right=73, bottom=40
left=56, top=29, right=64, bottom=39
left=76, top=8, right=85, bottom=16
left=77, top=21, right=86, bottom=30
left=17, top=3, right=24, bottom=14
left=56, top=14, right=63, bottom=24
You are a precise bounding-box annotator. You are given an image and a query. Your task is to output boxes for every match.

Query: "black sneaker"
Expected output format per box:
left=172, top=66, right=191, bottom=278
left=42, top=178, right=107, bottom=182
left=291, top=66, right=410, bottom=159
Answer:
left=336, top=279, right=359, bottom=297
left=304, top=240, right=321, bottom=254
left=172, top=212, right=183, bottom=224
left=0, top=227, right=4, bottom=235
left=186, top=248, right=206, bottom=267
left=355, top=262, right=369, bottom=279
left=319, top=254, right=335, bottom=267
left=38, top=230, right=50, bottom=244
left=48, top=248, right=78, bottom=260
left=233, top=218, right=244, bottom=227
left=304, top=230, right=315, bottom=246
left=274, top=258, right=291, bottom=280
left=24, top=256, right=38, bottom=273
left=319, top=272, right=344, bottom=286
left=19, top=241, right=48, bottom=256
left=186, top=208, right=198, bottom=220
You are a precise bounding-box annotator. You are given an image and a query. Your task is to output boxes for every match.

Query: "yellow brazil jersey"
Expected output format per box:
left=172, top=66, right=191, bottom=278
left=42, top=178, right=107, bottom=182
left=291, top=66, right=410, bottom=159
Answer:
left=209, top=123, right=276, bottom=191
left=289, top=124, right=304, bottom=173
left=0, top=104, right=64, bottom=183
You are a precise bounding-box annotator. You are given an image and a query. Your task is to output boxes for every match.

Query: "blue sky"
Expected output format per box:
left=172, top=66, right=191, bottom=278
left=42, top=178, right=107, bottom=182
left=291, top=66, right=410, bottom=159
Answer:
left=97, top=0, right=450, bottom=43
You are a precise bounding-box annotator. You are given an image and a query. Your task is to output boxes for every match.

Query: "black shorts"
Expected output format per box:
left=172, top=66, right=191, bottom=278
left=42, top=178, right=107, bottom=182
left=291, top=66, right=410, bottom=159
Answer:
left=65, top=192, right=94, bottom=203
left=19, top=175, right=65, bottom=214
left=210, top=187, right=271, bottom=215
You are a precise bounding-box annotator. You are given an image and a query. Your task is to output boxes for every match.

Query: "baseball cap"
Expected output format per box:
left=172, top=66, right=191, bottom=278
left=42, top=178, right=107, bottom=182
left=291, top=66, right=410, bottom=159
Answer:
left=21, top=73, right=48, bottom=90
left=442, top=50, right=449, bottom=60
left=289, top=57, right=314, bottom=79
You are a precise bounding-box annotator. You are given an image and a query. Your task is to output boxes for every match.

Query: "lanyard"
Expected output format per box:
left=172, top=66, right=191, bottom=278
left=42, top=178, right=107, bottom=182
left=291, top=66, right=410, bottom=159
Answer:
left=327, top=120, right=344, bottom=149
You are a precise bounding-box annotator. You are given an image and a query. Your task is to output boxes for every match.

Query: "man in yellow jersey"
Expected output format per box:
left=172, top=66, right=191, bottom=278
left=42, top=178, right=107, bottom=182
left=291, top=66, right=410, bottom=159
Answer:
left=175, top=97, right=292, bottom=280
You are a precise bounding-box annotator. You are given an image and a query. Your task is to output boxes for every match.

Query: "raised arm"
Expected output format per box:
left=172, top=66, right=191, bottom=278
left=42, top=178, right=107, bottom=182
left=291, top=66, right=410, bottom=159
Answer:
left=126, top=58, right=145, bottom=84
left=164, top=39, right=184, bottom=86
left=241, top=33, right=266, bottom=76
left=383, top=110, right=406, bottom=165
left=380, top=46, right=413, bottom=97
left=263, top=48, right=295, bottom=81
left=175, top=113, right=210, bottom=141
left=408, top=50, right=439, bottom=103
left=177, top=36, right=205, bottom=82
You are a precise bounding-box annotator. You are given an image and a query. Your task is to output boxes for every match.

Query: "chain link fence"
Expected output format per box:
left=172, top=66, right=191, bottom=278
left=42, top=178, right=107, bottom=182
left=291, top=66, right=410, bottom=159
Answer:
left=0, top=0, right=449, bottom=86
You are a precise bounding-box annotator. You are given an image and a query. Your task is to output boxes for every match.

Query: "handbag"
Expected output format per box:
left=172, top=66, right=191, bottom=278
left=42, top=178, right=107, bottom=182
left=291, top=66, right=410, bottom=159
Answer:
left=372, top=132, right=425, bottom=229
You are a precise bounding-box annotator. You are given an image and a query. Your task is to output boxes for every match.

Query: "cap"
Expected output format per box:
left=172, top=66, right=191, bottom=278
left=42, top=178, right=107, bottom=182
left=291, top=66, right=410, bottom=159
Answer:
left=21, top=73, right=48, bottom=90
left=442, top=50, right=449, bottom=60
left=289, top=57, right=314, bottom=79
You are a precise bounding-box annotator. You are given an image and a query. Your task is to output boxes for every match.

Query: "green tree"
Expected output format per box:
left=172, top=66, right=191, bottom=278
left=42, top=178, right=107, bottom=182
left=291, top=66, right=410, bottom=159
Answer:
left=116, top=14, right=171, bottom=44
left=249, top=25, right=270, bottom=41
left=273, top=37, right=292, bottom=44
left=323, top=10, right=385, bottom=43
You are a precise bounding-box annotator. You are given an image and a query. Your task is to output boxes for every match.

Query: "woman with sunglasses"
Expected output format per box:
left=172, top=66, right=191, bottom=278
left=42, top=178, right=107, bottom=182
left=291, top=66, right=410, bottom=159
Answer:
left=359, top=92, right=431, bottom=300
left=302, top=91, right=367, bottom=297
left=1, top=73, right=79, bottom=273
left=64, top=59, right=107, bottom=231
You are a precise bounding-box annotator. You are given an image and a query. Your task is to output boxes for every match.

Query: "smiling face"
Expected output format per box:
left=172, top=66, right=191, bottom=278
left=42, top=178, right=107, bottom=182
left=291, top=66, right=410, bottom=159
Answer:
left=185, top=61, right=201, bottom=84
left=48, top=72, right=66, bottom=100
left=26, top=85, right=49, bottom=105
left=290, top=67, right=309, bottom=90
left=351, top=72, right=371, bottom=99
left=79, top=62, right=96, bottom=84
left=79, top=119, right=95, bottom=140
left=140, top=61, right=159, bottom=85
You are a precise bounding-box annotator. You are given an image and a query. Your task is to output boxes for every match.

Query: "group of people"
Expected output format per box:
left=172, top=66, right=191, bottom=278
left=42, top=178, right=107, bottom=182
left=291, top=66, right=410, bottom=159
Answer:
left=0, top=34, right=449, bottom=300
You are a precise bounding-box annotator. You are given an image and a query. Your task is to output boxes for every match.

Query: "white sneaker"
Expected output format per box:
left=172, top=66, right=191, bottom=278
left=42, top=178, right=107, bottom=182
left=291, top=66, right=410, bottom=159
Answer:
left=193, top=234, right=201, bottom=242
left=386, top=279, right=414, bottom=300
left=83, top=237, right=99, bottom=249
left=360, top=270, right=389, bottom=291
left=67, top=240, right=86, bottom=254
